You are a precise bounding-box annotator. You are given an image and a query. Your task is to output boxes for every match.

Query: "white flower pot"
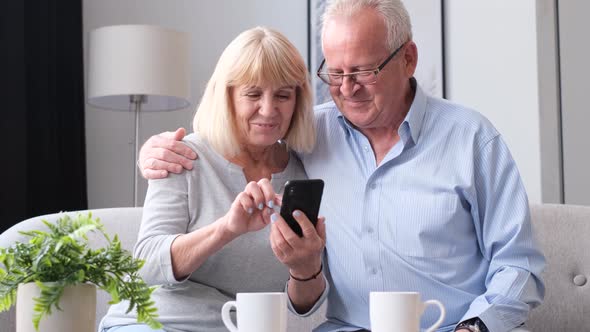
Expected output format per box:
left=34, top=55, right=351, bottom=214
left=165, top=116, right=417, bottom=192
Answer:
left=16, top=283, right=96, bottom=332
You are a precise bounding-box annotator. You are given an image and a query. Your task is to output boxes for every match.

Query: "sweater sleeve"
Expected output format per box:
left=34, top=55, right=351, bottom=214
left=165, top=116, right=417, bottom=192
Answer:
left=133, top=171, right=192, bottom=285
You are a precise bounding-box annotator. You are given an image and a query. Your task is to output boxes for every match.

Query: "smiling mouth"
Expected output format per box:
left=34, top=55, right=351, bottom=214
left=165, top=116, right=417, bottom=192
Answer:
left=252, top=123, right=278, bottom=128
left=344, top=99, right=371, bottom=106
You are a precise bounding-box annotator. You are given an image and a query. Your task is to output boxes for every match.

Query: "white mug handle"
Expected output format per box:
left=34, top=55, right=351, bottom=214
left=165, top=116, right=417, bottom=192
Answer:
left=423, top=299, right=446, bottom=332
left=221, top=300, right=238, bottom=332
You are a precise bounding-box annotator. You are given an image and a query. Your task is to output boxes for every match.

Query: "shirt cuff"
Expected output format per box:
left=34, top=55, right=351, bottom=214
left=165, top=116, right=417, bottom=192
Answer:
left=285, top=273, right=330, bottom=317
left=463, top=290, right=535, bottom=332
left=460, top=300, right=508, bottom=332
left=159, top=234, right=190, bottom=284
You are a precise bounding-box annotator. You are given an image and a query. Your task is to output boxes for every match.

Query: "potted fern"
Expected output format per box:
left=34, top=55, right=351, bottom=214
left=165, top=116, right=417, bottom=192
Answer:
left=0, top=212, right=162, bottom=332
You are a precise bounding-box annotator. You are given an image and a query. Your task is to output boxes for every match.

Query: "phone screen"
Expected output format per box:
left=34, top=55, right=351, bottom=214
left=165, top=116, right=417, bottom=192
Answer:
left=279, top=179, right=324, bottom=237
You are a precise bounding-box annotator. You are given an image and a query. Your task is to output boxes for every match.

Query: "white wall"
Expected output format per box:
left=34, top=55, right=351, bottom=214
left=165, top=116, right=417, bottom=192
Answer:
left=444, top=0, right=546, bottom=203
left=404, top=0, right=443, bottom=98
left=83, top=1, right=308, bottom=208
left=558, top=1, right=590, bottom=205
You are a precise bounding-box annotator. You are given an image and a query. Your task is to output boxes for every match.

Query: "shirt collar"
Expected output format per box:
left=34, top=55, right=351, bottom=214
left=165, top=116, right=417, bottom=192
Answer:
left=403, top=77, right=427, bottom=145
left=336, top=77, right=428, bottom=145
left=336, top=113, right=355, bottom=136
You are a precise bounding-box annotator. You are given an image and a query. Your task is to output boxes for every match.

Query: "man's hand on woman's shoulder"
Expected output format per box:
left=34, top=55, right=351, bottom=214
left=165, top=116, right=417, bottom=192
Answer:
left=139, top=127, right=197, bottom=179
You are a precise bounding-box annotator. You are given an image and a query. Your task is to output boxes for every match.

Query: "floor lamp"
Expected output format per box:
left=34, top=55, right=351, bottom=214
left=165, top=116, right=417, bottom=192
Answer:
left=87, top=25, right=191, bottom=206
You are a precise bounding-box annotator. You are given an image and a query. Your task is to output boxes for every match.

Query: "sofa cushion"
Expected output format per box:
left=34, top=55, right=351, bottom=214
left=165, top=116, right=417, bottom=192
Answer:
left=527, top=204, right=590, bottom=332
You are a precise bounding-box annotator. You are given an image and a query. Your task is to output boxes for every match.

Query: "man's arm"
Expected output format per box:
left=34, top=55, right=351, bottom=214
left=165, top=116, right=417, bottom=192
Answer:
left=462, top=135, right=545, bottom=332
left=138, top=128, right=197, bottom=179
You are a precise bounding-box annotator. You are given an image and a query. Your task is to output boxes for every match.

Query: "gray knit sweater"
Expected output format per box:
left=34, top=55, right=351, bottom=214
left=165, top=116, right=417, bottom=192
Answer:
left=99, top=134, right=307, bottom=332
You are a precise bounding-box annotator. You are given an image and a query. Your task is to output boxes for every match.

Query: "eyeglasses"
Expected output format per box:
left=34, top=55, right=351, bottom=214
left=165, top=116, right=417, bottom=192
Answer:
left=316, top=42, right=406, bottom=86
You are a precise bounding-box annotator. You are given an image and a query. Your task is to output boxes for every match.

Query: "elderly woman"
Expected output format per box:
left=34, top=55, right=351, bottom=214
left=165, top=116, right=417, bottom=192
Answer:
left=99, top=26, right=324, bottom=332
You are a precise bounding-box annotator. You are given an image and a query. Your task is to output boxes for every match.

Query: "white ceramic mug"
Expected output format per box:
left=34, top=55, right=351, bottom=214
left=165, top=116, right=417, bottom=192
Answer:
left=221, top=292, right=287, bottom=332
left=370, top=291, right=446, bottom=332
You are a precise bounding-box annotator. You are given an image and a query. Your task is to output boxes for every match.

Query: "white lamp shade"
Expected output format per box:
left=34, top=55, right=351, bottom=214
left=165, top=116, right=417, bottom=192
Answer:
left=87, top=25, right=191, bottom=111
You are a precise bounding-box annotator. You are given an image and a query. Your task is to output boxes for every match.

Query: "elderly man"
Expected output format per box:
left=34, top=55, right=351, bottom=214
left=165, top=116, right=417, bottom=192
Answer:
left=137, top=1, right=544, bottom=331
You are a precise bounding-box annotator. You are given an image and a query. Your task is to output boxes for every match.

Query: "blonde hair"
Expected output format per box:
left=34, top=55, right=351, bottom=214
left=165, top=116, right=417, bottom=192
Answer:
left=322, top=0, right=412, bottom=52
left=193, top=27, right=315, bottom=157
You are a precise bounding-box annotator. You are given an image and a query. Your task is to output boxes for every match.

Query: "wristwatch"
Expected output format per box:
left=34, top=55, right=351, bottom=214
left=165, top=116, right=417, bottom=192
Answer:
left=455, top=317, right=489, bottom=332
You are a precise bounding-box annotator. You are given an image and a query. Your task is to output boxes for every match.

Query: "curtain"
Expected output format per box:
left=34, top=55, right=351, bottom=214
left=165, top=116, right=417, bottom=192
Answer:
left=1, top=0, right=87, bottom=233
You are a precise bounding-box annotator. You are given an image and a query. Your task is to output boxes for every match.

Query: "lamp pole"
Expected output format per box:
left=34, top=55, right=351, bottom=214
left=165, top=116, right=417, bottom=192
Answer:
left=130, top=95, right=147, bottom=207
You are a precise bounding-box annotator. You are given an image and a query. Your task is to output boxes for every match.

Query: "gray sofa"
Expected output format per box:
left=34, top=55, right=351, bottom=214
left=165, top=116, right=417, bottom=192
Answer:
left=1, top=204, right=589, bottom=332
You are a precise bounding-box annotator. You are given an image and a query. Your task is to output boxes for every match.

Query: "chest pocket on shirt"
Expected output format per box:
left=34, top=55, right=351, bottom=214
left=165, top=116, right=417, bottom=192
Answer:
left=391, top=192, right=463, bottom=258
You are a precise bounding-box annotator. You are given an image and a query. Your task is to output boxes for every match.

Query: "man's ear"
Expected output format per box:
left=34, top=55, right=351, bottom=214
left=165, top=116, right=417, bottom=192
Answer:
left=403, top=41, right=418, bottom=77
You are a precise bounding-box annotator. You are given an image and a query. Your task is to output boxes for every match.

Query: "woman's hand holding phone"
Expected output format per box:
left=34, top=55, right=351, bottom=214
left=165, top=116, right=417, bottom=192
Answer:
left=269, top=209, right=326, bottom=278
left=270, top=179, right=326, bottom=278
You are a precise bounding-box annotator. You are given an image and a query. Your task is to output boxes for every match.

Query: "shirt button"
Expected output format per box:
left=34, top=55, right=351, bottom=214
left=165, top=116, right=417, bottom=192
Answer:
left=370, top=183, right=377, bottom=190
left=370, top=268, right=378, bottom=275
left=367, top=227, right=374, bottom=234
left=364, top=146, right=370, bottom=152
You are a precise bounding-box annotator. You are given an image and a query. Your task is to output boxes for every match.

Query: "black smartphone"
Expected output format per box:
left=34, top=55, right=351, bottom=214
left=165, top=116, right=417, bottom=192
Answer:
left=279, top=179, right=324, bottom=237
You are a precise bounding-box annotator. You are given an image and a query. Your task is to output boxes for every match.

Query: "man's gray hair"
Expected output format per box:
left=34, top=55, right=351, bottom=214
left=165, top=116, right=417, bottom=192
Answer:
left=321, top=0, right=413, bottom=52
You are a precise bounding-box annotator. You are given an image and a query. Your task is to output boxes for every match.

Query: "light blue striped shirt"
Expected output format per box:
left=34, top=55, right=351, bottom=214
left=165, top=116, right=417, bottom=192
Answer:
left=298, top=81, right=545, bottom=332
